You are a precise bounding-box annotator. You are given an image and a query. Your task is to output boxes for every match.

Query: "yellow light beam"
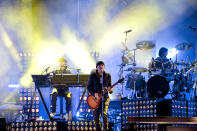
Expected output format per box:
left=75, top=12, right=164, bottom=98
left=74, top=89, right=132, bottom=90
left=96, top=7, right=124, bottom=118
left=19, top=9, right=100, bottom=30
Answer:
left=0, top=24, right=22, bottom=70
left=61, top=28, right=95, bottom=73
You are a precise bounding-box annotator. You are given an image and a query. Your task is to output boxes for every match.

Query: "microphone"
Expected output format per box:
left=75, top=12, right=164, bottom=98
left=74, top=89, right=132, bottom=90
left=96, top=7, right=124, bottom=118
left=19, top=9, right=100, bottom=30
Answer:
left=45, top=66, right=50, bottom=73
left=41, top=66, right=50, bottom=74
left=189, top=26, right=196, bottom=30
left=124, top=30, right=132, bottom=33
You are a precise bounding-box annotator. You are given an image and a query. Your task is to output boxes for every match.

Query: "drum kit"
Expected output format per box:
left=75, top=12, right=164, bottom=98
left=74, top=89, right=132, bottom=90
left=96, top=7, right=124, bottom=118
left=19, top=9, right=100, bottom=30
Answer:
left=119, top=41, right=197, bottom=100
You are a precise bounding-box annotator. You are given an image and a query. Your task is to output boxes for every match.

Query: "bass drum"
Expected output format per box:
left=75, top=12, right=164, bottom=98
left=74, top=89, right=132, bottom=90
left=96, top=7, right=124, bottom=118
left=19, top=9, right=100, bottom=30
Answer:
left=147, top=75, right=169, bottom=98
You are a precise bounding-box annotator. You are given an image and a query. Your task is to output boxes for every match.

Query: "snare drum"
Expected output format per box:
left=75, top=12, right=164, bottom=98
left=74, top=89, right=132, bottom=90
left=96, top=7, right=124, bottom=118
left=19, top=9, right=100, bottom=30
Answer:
left=149, top=68, right=162, bottom=75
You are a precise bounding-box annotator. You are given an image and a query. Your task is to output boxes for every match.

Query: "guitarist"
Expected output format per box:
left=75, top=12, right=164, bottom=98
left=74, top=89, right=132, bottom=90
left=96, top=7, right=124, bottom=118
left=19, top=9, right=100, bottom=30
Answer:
left=87, top=61, right=113, bottom=131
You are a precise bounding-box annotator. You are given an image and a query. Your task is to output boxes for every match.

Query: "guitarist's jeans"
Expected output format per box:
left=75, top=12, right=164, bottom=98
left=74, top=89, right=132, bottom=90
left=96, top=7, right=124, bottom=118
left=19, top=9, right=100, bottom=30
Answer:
left=93, top=97, right=110, bottom=131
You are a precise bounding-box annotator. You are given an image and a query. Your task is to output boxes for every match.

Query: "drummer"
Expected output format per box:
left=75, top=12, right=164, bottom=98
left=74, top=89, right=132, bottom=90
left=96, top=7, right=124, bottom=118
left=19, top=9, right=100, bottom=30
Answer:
left=149, top=47, right=172, bottom=76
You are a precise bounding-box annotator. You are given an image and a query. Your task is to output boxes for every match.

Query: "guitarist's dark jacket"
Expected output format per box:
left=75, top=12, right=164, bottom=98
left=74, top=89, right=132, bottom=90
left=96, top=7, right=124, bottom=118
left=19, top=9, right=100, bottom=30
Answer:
left=87, top=70, right=112, bottom=99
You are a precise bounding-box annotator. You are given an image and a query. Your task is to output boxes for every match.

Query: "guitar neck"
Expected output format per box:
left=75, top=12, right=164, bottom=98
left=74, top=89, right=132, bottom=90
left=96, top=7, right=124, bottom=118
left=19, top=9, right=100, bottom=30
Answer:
left=103, top=80, right=120, bottom=94
left=111, top=81, right=120, bottom=89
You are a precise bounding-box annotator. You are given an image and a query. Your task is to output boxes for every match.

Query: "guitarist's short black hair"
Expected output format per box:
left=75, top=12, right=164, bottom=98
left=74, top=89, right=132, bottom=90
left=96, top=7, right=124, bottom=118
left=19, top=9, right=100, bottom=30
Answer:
left=96, top=61, right=105, bottom=68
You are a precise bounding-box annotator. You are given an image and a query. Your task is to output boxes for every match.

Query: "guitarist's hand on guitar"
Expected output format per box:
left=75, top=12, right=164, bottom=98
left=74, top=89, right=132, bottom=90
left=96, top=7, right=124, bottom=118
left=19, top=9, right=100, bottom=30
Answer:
left=104, top=87, right=113, bottom=94
left=94, top=93, right=100, bottom=100
left=108, top=87, right=113, bottom=94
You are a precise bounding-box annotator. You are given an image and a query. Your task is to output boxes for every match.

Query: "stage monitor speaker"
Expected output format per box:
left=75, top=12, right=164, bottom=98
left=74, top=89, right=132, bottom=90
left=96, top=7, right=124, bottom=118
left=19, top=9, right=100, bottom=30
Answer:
left=167, top=126, right=197, bottom=131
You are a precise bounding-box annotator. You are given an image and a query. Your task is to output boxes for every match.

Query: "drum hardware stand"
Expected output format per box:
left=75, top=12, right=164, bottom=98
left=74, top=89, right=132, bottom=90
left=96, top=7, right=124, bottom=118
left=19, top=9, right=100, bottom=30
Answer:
left=131, top=49, right=145, bottom=98
left=194, top=79, right=197, bottom=101
left=130, top=70, right=138, bottom=98
left=131, top=49, right=139, bottom=98
left=143, top=76, right=148, bottom=98
left=132, top=49, right=136, bottom=67
left=191, top=73, right=197, bottom=101
left=76, top=69, right=81, bottom=83
left=119, top=50, right=126, bottom=97
left=189, top=26, right=197, bottom=61
left=173, top=51, right=181, bottom=99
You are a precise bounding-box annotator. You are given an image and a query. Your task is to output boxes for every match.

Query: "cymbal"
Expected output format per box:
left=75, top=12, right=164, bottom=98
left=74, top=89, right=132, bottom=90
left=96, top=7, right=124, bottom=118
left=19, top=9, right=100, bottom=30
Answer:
left=174, top=62, right=190, bottom=66
left=136, top=41, right=155, bottom=50
left=133, top=67, right=148, bottom=72
left=124, top=67, right=148, bottom=72
left=175, top=42, right=193, bottom=50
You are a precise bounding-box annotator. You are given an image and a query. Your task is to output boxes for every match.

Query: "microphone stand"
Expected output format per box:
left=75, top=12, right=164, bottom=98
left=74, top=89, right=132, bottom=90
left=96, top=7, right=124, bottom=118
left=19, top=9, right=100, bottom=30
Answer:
left=120, top=31, right=130, bottom=97
left=100, top=74, right=104, bottom=131
left=190, top=27, right=197, bottom=61
left=132, top=49, right=137, bottom=98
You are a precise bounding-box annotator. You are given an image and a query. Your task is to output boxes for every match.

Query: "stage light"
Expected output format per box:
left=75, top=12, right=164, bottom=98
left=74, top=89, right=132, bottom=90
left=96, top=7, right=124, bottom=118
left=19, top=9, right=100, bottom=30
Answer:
left=80, top=121, right=84, bottom=126
left=35, top=53, right=39, bottom=57
left=88, top=109, right=91, bottom=112
left=76, top=112, right=80, bottom=117
left=44, top=127, right=47, bottom=131
left=44, top=121, right=47, bottom=126
left=28, top=97, right=31, bottom=100
left=72, top=126, right=75, bottom=130
left=19, top=97, right=23, bottom=101
left=76, top=126, right=80, bottom=130
left=30, top=127, right=33, bottom=131
left=8, top=84, right=20, bottom=88
left=72, top=121, right=75, bottom=125
left=52, top=127, right=57, bottom=130
left=35, top=127, right=38, bottom=131
left=25, top=122, right=29, bottom=126
left=48, top=127, right=52, bottom=131
left=83, top=96, right=87, bottom=100
left=19, top=53, right=23, bottom=57
left=35, top=122, right=38, bottom=126
left=36, top=97, right=39, bottom=100
left=67, top=121, right=71, bottom=125
left=39, top=127, right=42, bottom=131
left=85, top=121, right=88, bottom=126
left=30, top=122, right=33, bottom=126
left=167, top=48, right=178, bottom=58
left=53, top=121, right=57, bottom=126
left=89, top=121, right=93, bottom=126
left=39, top=121, right=43, bottom=126
left=16, top=123, right=19, bottom=127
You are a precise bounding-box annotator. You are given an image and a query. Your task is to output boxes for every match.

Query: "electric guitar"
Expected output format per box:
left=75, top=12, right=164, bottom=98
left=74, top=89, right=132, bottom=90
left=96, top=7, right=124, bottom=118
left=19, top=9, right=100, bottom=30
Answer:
left=86, top=78, right=124, bottom=109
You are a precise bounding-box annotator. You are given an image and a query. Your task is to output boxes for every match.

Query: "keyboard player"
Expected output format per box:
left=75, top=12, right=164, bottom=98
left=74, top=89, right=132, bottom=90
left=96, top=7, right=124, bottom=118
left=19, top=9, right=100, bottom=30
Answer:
left=50, top=57, right=72, bottom=120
